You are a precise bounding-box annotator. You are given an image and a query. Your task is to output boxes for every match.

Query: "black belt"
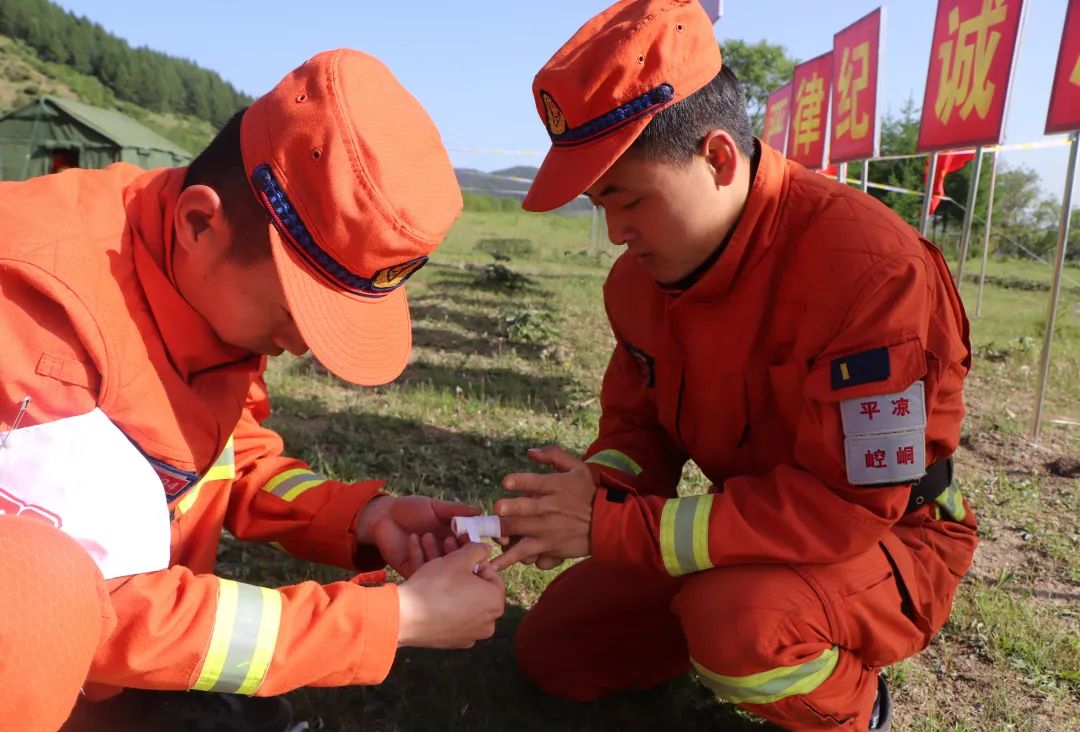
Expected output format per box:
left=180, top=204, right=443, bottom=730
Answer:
left=906, top=458, right=953, bottom=513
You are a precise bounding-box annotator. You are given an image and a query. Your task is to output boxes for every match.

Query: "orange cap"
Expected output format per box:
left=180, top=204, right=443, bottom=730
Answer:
left=241, top=49, right=462, bottom=386
left=523, top=0, right=722, bottom=212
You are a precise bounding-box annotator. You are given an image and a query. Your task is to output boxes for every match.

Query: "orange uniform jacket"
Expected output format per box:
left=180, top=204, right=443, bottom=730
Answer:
left=0, top=164, right=397, bottom=696
left=584, top=143, right=977, bottom=626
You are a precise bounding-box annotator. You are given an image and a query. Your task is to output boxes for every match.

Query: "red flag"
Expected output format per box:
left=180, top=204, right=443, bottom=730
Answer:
left=924, top=151, right=975, bottom=214
left=814, top=164, right=839, bottom=179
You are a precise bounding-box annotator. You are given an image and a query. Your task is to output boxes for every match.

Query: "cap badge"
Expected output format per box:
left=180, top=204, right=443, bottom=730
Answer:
left=540, top=91, right=567, bottom=136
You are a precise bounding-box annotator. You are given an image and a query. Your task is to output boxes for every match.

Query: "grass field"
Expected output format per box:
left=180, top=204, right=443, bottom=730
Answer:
left=222, top=208, right=1079, bottom=731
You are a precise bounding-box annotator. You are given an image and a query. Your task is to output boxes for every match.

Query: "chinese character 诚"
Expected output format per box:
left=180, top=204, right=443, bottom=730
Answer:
left=934, top=0, right=1008, bottom=125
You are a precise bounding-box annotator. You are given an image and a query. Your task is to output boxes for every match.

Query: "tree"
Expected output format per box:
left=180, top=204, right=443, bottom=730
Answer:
left=720, top=39, right=797, bottom=135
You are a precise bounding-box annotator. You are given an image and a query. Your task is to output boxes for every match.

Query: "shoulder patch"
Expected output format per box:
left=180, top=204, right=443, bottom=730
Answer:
left=831, top=347, right=889, bottom=390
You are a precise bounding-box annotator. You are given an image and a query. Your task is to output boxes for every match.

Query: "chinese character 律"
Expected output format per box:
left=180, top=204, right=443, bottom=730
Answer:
left=934, top=0, right=1008, bottom=125
left=864, top=449, right=887, bottom=469
left=892, top=397, right=910, bottom=417
left=896, top=446, right=916, bottom=465
left=836, top=41, right=870, bottom=140
left=860, top=400, right=880, bottom=420
left=793, top=72, right=825, bottom=156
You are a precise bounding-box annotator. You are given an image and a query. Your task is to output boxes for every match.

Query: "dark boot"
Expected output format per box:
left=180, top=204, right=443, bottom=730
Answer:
left=869, top=673, right=893, bottom=731
left=61, top=689, right=293, bottom=732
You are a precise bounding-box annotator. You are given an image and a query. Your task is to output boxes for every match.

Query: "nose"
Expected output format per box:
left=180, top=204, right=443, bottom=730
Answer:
left=274, top=322, right=309, bottom=356
left=604, top=210, right=634, bottom=247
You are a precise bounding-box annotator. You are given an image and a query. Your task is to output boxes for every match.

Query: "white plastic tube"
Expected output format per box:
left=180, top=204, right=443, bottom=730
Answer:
left=451, top=515, right=502, bottom=543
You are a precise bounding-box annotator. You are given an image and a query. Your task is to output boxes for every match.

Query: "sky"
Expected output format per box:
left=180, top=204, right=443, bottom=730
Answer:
left=51, top=0, right=1077, bottom=201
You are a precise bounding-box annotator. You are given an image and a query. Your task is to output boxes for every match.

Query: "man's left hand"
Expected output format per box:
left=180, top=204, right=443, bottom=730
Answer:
left=489, top=446, right=596, bottom=572
left=354, top=496, right=481, bottom=577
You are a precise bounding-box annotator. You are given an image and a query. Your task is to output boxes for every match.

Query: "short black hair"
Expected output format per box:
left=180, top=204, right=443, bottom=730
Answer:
left=629, top=65, right=754, bottom=163
left=182, top=108, right=273, bottom=264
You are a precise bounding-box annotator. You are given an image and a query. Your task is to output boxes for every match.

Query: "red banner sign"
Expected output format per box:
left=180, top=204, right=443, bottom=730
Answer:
left=763, top=82, right=792, bottom=153
left=1046, top=0, right=1080, bottom=134
left=787, top=52, right=833, bottom=169
left=830, top=8, right=883, bottom=163
left=917, top=0, right=1026, bottom=152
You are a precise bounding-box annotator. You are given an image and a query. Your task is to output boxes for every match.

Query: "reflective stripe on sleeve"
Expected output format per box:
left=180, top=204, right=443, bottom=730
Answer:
left=177, top=437, right=236, bottom=515
left=262, top=468, right=326, bottom=502
left=658, top=493, right=715, bottom=576
left=192, top=579, right=282, bottom=695
left=691, top=645, right=840, bottom=705
left=585, top=449, right=643, bottom=476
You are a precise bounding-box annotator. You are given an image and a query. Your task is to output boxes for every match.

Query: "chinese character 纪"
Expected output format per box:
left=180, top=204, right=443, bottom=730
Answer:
left=864, top=449, right=887, bottom=469
left=793, top=72, right=825, bottom=156
left=891, top=397, right=910, bottom=417
left=896, top=446, right=916, bottom=465
left=934, top=0, right=1008, bottom=125
left=836, top=42, right=870, bottom=140
left=859, top=400, right=880, bottom=420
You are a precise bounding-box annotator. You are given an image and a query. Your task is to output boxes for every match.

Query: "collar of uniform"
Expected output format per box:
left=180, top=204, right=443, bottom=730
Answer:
left=126, top=167, right=256, bottom=380
left=676, top=140, right=788, bottom=301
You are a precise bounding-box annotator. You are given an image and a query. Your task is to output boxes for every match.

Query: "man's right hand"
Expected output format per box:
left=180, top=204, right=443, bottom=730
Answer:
left=396, top=542, right=505, bottom=649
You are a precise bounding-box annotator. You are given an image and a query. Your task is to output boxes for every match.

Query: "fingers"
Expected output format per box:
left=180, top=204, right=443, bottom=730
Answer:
left=421, top=533, right=443, bottom=562
left=535, top=556, right=565, bottom=571
left=406, top=533, right=423, bottom=576
left=474, top=561, right=499, bottom=582
left=493, top=495, right=544, bottom=519
left=494, top=515, right=548, bottom=539
left=442, top=535, right=460, bottom=554
left=502, top=471, right=559, bottom=496
left=489, top=538, right=544, bottom=573
left=451, top=541, right=495, bottom=566
left=527, top=445, right=581, bottom=473
left=430, top=500, right=483, bottom=521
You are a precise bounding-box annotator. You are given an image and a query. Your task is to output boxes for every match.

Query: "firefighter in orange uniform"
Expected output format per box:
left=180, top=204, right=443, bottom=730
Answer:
left=0, top=49, right=504, bottom=731
left=491, top=2, right=978, bottom=730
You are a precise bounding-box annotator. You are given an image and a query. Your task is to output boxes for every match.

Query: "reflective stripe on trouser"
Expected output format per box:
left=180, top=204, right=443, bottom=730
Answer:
left=191, top=579, right=282, bottom=695
left=516, top=520, right=975, bottom=728
left=262, top=468, right=326, bottom=502
left=659, top=493, right=715, bottom=576
left=691, top=646, right=839, bottom=705
left=585, top=449, right=643, bottom=476
left=177, top=437, right=236, bottom=515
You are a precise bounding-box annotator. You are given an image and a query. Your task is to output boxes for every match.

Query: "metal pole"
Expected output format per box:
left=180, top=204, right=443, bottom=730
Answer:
left=975, top=151, right=1000, bottom=318
left=837, top=162, right=847, bottom=187
left=920, top=152, right=939, bottom=238
left=1032, top=131, right=1079, bottom=440
left=954, top=146, right=984, bottom=288
left=861, top=160, right=869, bottom=193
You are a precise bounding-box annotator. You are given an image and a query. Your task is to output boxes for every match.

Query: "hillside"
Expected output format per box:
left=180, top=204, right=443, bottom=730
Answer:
left=0, top=33, right=217, bottom=155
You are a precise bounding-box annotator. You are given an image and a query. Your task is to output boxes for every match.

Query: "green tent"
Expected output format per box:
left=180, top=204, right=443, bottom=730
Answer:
left=0, top=96, right=192, bottom=181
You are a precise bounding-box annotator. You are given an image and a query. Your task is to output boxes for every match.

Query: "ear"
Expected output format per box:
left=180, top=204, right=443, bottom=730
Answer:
left=700, top=130, right=740, bottom=188
left=174, top=184, right=229, bottom=257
